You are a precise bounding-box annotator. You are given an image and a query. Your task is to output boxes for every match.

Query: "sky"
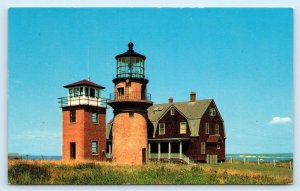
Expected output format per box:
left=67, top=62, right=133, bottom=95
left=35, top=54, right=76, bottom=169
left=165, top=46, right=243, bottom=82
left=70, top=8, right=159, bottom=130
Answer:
left=8, top=8, right=293, bottom=155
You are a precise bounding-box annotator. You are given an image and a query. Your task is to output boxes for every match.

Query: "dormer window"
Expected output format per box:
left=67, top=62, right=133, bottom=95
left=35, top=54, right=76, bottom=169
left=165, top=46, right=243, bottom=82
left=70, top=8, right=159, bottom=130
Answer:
left=170, top=108, right=175, bottom=116
left=209, top=108, right=216, bottom=116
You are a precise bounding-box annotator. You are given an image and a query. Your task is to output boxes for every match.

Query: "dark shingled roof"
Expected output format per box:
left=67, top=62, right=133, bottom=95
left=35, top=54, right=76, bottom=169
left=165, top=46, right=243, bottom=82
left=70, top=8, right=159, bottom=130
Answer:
left=207, top=135, right=221, bottom=143
left=64, top=80, right=105, bottom=89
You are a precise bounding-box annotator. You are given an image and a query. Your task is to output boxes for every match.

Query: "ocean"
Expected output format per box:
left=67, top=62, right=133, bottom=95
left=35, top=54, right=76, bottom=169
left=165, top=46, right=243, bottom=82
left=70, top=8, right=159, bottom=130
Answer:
left=18, top=153, right=293, bottom=162
left=226, top=153, right=293, bottom=162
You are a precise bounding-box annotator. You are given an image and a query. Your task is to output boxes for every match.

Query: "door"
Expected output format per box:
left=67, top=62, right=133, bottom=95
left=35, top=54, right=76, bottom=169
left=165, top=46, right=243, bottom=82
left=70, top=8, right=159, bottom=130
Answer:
left=142, top=148, right=146, bottom=164
left=70, top=142, right=76, bottom=159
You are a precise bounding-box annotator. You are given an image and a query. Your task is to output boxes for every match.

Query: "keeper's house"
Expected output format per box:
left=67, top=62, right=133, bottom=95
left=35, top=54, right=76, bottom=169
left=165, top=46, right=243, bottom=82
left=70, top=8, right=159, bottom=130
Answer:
left=107, top=91, right=226, bottom=163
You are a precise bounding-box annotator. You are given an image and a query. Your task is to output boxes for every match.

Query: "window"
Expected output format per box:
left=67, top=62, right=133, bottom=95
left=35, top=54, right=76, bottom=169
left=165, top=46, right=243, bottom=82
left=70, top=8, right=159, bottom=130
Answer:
left=170, top=108, right=175, bottom=116
left=201, top=142, right=206, bottom=154
left=159, top=123, right=165, bottom=135
left=85, top=87, right=89, bottom=96
left=117, top=87, right=124, bottom=96
left=80, top=87, right=83, bottom=96
left=90, top=88, right=95, bottom=97
left=180, top=122, right=187, bottom=134
left=92, top=141, right=98, bottom=154
left=70, top=110, right=76, bottom=123
left=74, top=88, right=79, bottom=97
left=209, top=108, right=216, bottom=116
left=215, top=124, right=220, bottom=135
left=205, top=123, right=210, bottom=134
left=217, top=143, right=221, bottom=149
left=95, top=89, right=100, bottom=98
left=129, top=112, right=134, bottom=118
left=92, top=111, right=98, bottom=123
left=69, top=88, right=73, bottom=97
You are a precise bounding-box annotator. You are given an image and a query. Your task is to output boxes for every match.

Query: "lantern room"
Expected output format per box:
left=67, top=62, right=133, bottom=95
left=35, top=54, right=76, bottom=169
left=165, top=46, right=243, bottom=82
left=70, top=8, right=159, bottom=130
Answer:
left=115, top=42, right=146, bottom=79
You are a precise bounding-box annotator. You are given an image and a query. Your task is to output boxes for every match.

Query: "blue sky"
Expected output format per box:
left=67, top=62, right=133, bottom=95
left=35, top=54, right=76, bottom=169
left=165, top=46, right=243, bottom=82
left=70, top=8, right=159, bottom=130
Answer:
left=8, top=8, right=293, bottom=155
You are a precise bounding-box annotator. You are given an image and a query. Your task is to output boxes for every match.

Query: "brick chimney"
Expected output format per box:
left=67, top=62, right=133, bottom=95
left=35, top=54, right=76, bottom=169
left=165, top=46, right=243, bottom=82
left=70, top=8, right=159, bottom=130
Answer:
left=168, top=97, right=173, bottom=103
left=190, top=92, right=196, bottom=102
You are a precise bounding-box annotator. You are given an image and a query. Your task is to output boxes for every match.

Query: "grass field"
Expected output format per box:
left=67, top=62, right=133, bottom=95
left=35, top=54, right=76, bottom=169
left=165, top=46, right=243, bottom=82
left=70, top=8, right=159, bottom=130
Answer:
left=8, top=160, right=293, bottom=185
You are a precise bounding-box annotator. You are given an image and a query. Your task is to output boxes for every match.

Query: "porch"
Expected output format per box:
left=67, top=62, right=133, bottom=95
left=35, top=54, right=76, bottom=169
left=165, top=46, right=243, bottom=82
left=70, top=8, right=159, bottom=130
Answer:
left=148, top=138, right=194, bottom=164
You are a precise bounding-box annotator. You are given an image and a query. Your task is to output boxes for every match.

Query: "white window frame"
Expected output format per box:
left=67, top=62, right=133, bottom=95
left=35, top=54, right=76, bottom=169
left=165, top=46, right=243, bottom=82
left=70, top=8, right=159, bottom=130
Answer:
left=180, top=122, right=187, bottom=134
left=159, top=123, right=165, bottom=135
left=215, top=124, right=220, bottom=135
left=217, top=143, right=221, bottom=149
left=209, top=108, right=216, bottom=116
left=90, top=88, right=96, bottom=98
left=170, top=108, right=175, bottom=116
left=74, top=88, right=79, bottom=97
left=85, top=87, right=89, bottom=96
left=69, top=88, right=73, bottom=97
left=92, top=110, right=98, bottom=123
left=92, top=141, right=98, bottom=155
left=205, top=122, right=210, bottom=134
left=201, top=142, right=206, bottom=154
left=80, top=87, right=83, bottom=96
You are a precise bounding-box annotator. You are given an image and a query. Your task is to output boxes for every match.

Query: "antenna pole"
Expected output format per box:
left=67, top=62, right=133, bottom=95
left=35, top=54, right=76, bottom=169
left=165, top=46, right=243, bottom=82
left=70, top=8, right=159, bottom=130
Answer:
left=88, top=47, right=90, bottom=81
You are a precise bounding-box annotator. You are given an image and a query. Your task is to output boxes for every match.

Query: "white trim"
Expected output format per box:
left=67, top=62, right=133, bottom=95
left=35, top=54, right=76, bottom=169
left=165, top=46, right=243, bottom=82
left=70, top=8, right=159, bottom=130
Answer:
left=215, top=124, right=219, bottom=135
left=201, top=142, right=206, bottom=154
left=158, top=123, right=165, bottom=135
left=205, top=122, right=210, bottom=134
left=180, top=122, right=187, bottom=134
left=170, top=107, right=175, bottom=116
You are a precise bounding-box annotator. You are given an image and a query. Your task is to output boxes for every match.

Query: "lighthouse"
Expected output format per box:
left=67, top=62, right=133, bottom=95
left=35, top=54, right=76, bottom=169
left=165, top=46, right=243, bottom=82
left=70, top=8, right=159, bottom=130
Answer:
left=108, top=42, right=153, bottom=165
left=59, top=79, right=107, bottom=161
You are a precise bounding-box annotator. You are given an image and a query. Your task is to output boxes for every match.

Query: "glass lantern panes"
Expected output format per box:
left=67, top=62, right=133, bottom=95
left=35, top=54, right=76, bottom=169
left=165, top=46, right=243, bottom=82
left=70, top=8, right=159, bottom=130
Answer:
left=117, top=57, right=144, bottom=78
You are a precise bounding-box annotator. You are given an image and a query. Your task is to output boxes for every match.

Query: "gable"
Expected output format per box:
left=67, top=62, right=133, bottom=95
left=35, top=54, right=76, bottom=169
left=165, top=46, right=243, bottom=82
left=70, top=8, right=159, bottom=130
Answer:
left=152, top=105, right=189, bottom=137
left=148, top=99, right=213, bottom=137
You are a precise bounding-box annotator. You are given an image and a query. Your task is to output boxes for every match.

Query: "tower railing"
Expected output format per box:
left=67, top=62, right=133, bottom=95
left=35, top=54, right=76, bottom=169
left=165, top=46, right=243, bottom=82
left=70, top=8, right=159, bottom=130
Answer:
left=109, top=91, right=151, bottom=101
left=114, top=73, right=148, bottom=80
left=58, top=96, right=109, bottom=108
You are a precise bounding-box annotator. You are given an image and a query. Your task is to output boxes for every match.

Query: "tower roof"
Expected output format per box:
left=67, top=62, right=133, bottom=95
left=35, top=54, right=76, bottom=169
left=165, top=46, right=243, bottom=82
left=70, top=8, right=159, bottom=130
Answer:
left=63, top=79, right=105, bottom=89
left=115, top=42, right=146, bottom=60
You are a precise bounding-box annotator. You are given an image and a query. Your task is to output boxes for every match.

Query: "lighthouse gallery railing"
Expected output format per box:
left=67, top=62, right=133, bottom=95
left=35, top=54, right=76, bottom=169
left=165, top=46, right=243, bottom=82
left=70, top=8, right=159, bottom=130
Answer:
left=109, top=91, right=151, bottom=101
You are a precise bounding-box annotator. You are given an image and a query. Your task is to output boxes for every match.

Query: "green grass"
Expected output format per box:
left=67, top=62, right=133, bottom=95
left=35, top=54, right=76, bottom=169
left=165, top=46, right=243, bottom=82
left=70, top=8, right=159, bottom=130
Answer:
left=8, top=160, right=293, bottom=185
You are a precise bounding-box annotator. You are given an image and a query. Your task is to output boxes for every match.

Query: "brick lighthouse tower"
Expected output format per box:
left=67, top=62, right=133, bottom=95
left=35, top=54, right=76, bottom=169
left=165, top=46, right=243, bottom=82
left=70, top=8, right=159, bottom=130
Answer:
left=59, top=79, right=107, bottom=161
left=108, top=42, right=153, bottom=165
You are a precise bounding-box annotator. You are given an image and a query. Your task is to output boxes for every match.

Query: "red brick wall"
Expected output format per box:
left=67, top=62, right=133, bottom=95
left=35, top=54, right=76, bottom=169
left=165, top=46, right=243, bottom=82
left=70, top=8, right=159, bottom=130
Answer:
left=112, top=112, right=148, bottom=165
left=62, top=105, right=106, bottom=161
